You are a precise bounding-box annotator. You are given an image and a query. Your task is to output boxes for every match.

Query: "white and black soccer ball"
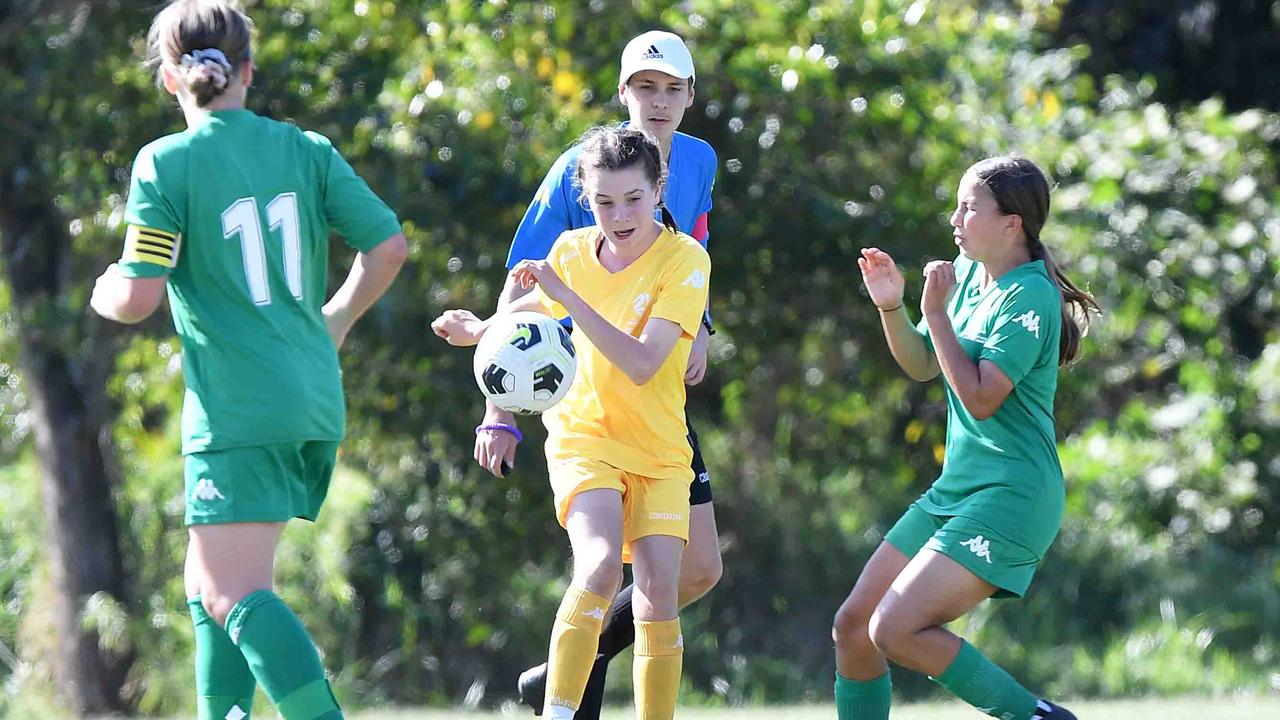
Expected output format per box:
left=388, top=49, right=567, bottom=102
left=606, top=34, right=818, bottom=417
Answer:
left=472, top=311, right=577, bottom=415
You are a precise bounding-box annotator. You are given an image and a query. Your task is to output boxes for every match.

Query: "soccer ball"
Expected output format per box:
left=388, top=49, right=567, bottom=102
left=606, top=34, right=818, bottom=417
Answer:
left=472, top=311, right=577, bottom=414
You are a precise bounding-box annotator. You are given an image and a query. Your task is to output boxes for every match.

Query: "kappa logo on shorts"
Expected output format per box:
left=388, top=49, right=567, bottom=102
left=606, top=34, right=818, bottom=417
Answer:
left=1011, top=310, right=1041, bottom=338
left=649, top=512, right=685, bottom=521
left=225, top=705, right=247, bottom=720
left=959, top=535, right=993, bottom=564
left=192, top=478, right=225, bottom=502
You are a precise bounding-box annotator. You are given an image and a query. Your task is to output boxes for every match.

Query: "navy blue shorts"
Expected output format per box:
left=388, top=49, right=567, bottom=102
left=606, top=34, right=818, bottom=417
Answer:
left=687, top=415, right=712, bottom=506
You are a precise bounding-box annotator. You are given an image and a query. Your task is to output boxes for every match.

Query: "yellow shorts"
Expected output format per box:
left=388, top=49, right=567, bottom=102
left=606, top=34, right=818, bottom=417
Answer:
left=550, top=456, right=690, bottom=563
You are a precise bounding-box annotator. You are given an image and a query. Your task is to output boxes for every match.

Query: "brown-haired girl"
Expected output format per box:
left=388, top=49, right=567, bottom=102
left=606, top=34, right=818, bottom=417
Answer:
left=432, top=125, right=710, bottom=720
left=89, top=2, right=407, bottom=718
left=831, top=157, right=1097, bottom=720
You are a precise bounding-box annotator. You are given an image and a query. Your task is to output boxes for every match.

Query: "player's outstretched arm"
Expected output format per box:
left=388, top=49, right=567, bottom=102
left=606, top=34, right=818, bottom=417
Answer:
left=462, top=271, right=541, bottom=478
left=432, top=292, right=545, bottom=477
left=858, top=247, right=939, bottom=382
left=323, top=231, right=409, bottom=348
left=89, top=263, right=167, bottom=324
left=431, top=291, right=549, bottom=347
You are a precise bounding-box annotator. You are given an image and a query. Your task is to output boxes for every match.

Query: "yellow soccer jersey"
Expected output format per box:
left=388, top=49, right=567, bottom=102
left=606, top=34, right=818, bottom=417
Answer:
left=532, top=226, right=711, bottom=482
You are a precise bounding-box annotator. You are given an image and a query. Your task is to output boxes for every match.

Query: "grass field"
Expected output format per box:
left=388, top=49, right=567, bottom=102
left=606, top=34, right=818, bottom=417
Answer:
left=345, top=697, right=1280, bottom=720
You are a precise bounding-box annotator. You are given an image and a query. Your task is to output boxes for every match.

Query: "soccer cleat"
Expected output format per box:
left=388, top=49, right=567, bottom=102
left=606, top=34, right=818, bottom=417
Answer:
left=517, top=662, right=548, bottom=716
left=1031, top=700, right=1077, bottom=720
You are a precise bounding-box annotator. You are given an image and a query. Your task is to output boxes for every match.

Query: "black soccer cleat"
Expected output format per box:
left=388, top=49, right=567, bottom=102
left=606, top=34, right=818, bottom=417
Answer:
left=517, top=662, right=548, bottom=716
left=1032, top=700, right=1077, bottom=720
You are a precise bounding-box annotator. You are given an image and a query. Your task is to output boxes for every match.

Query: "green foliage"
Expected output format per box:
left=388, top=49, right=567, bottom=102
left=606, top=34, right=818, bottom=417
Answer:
left=1, top=0, right=1277, bottom=714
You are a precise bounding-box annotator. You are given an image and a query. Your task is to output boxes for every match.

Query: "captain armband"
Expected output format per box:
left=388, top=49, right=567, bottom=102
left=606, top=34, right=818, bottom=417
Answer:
left=122, top=225, right=181, bottom=268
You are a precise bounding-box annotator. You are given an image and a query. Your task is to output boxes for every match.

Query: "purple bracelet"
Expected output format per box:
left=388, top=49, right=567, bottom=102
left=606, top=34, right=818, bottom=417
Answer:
left=475, top=423, right=522, bottom=443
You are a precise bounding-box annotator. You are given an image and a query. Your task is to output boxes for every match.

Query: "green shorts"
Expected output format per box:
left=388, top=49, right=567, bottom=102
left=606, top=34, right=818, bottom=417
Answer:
left=184, top=441, right=340, bottom=526
left=884, top=502, right=1042, bottom=599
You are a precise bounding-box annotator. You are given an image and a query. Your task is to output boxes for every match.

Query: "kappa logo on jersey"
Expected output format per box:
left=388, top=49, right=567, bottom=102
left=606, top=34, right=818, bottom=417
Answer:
left=225, top=705, right=247, bottom=720
left=1011, top=310, right=1041, bottom=338
left=682, top=268, right=707, bottom=289
left=959, top=535, right=993, bottom=564
left=641, top=44, right=663, bottom=59
left=633, top=292, right=652, bottom=314
left=582, top=606, right=606, bottom=621
left=191, top=478, right=225, bottom=502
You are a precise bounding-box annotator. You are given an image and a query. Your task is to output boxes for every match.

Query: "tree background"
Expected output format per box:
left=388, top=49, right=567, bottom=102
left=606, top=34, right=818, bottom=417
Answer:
left=1, top=0, right=1278, bottom=716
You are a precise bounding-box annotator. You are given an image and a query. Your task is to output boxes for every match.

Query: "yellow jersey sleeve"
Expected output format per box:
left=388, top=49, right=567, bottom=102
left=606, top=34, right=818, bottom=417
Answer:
left=649, top=243, right=710, bottom=338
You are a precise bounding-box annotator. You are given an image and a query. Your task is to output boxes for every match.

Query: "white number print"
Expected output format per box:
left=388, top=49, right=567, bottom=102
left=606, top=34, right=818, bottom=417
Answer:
left=221, top=193, right=304, bottom=306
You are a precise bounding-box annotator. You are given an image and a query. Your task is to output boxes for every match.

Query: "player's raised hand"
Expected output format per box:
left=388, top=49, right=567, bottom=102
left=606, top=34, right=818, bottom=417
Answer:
left=511, top=259, right=571, bottom=304
left=920, top=260, right=957, bottom=316
left=857, top=248, right=905, bottom=311
left=432, top=309, right=486, bottom=346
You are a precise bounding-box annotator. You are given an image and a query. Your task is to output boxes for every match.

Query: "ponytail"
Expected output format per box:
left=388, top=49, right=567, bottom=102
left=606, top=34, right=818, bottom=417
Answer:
left=658, top=201, right=678, bottom=233
left=1028, top=236, right=1100, bottom=365
left=970, top=156, right=1101, bottom=366
left=147, top=0, right=254, bottom=108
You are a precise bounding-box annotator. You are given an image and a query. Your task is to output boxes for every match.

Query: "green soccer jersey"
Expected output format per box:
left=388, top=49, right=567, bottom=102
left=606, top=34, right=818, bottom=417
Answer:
left=915, top=254, right=1065, bottom=552
left=118, top=109, right=401, bottom=454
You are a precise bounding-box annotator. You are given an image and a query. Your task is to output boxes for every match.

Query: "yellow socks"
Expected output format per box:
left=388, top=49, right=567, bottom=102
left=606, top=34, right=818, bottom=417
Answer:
left=544, top=587, right=612, bottom=715
left=634, top=618, right=683, bottom=720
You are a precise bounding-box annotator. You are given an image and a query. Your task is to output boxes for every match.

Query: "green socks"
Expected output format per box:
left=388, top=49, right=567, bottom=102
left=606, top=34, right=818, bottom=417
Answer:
left=190, top=597, right=256, bottom=720
left=834, top=671, right=891, bottom=720
left=932, top=640, right=1038, bottom=720
left=224, top=590, right=344, bottom=720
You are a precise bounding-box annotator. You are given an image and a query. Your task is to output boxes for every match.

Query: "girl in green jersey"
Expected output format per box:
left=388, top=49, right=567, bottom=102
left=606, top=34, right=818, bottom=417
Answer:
left=90, top=2, right=407, bottom=718
left=832, top=157, right=1098, bottom=720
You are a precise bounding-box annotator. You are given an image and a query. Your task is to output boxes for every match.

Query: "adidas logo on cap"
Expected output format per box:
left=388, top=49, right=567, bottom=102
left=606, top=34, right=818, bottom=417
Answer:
left=621, top=31, right=695, bottom=85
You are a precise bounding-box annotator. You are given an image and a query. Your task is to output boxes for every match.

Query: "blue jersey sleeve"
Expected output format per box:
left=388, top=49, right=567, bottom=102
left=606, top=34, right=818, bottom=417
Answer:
left=695, top=145, right=716, bottom=245
left=698, top=144, right=716, bottom=218
left=507, top=150, right=580, bottom=268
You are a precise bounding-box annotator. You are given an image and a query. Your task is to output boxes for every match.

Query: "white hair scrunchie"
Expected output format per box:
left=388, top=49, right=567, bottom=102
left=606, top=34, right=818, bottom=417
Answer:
left=179, top=47, right=233, bottom=90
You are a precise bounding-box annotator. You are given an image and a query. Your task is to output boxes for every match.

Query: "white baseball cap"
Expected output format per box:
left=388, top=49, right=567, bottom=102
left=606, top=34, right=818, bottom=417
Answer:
left=619, top=30, right=695, bottom=86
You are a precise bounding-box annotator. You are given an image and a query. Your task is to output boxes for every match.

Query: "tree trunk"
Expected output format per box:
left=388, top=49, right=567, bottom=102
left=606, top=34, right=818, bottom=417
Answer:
left=0, top=167, right=130, bottom=715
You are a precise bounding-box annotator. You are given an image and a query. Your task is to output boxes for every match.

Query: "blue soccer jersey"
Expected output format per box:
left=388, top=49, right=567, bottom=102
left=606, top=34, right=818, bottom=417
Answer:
left=506, top=129, right=717, bottom=268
